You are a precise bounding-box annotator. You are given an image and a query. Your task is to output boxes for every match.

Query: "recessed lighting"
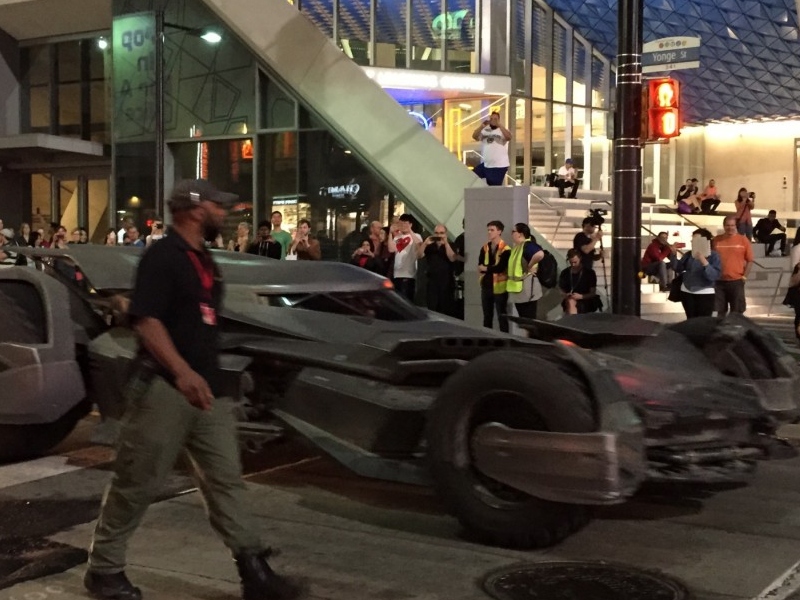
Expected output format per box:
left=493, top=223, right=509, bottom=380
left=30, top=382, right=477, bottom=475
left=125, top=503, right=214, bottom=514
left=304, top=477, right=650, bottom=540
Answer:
left=97, top=37, right=108, bottom=50
left=344, top=150, right=352, bottom=154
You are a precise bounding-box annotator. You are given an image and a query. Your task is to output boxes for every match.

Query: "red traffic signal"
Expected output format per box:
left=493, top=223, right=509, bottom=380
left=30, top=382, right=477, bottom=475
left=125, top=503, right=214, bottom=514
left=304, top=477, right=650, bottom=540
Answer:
left=646, top=78, right=681, bottom=141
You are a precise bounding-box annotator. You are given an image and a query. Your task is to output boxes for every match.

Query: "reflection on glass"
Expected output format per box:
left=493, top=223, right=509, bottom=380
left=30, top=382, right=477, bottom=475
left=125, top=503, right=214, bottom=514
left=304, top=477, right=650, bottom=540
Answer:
left=531, top=4, right=548, bottom=98
left=27, top=45, right=50, bottom=86
left=338, top=0, right=371, bottom=66
left=411, top=0, right=442, bottom=71
left=376, top=0, right=407, bottom=68
left=590, top=109, right=609, bottom=191
left=301, top=0, right=333, bottom=38
left=58, top=83, right=81, bottom=133
left=552, top=23, right=567, bottom=103
left=260, top=71, right=296, bottom=129
left=592, top=54, right=607, bottom=108
left=573, top=42, right=588, bottom=105
left=58, top=42, right=80, bottom=83
left=29, top=86, right=50, bottom=130
left=445, top=0, right=476, bottom=73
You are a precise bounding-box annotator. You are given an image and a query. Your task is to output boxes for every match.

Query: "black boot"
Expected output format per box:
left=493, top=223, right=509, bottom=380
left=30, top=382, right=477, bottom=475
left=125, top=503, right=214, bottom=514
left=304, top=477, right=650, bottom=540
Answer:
left=84, top=570, right=142, bottom=600
left=235, top=549, right=302, bottom=600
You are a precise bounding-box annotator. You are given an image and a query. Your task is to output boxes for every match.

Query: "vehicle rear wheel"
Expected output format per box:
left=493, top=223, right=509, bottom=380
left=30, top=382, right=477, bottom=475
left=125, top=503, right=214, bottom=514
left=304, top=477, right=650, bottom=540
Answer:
left=427, top=350, right=596, bottom=549
left=0, top=401, right=90, bottom=463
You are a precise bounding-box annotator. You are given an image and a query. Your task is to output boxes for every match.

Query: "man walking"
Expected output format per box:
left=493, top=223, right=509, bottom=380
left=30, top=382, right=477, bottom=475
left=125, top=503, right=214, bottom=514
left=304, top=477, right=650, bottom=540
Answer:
left=84, top=180, right=300, bottom=600
left=713, top=215, right=754, bottom=315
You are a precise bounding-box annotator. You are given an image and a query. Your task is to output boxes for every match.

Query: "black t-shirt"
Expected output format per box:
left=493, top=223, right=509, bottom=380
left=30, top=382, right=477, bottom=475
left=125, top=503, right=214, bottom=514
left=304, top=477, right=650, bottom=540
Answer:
left=247, top=239, right=281, bottom=259
left=573, top=232, right=595, bottom=270
left=558, top=266, right=597, bottom=296
left=129, top=231, right=223, bottom=395
left=425, top=243, right=454, bottom=278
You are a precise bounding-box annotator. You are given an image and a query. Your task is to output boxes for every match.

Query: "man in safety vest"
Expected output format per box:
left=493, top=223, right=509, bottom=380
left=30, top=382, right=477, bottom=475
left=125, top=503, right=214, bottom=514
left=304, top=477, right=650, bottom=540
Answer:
left=478, top=220, right=511, bottom=332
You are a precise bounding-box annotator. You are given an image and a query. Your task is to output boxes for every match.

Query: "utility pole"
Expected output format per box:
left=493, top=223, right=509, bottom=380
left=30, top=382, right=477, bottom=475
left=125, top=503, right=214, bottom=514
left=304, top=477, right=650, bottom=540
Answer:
left=612, top=0, right=644, bottom=315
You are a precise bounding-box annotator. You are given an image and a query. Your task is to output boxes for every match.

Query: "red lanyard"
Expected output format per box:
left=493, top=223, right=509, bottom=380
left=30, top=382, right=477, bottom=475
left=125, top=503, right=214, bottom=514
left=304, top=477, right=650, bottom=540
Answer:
left=186, top=250, right=215, bottom=299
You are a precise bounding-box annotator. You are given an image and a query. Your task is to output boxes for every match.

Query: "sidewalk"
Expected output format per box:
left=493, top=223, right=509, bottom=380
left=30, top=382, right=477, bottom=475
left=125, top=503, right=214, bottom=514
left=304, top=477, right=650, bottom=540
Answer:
left=5, top=454, right=800, bottom=600
left=3, top=482, right=534, bottom=600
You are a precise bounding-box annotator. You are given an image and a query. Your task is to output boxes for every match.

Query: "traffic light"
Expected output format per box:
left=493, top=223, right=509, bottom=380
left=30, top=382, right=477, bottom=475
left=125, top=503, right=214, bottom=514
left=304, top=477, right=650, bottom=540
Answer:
left=646, top=78, right=681, bottom=141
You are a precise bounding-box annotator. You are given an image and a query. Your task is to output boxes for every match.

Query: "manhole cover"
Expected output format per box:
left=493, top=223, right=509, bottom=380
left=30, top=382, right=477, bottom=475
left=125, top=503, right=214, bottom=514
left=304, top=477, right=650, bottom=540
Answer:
left=481, top=561, right=689, bottom=600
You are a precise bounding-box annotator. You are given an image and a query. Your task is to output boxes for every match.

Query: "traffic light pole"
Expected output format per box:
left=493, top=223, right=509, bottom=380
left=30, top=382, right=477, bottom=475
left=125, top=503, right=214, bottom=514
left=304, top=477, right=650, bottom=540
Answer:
left=612, top=0, right=644, bottom=316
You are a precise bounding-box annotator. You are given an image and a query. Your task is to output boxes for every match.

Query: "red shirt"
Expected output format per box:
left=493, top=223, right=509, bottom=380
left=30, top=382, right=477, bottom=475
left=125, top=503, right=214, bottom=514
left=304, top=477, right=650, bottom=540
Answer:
left=641, top=239, right=671, bottom=267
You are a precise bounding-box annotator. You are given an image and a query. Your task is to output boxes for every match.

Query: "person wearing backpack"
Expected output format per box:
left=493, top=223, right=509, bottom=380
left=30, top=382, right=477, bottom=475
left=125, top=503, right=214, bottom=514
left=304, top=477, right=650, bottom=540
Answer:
left=506, top=223, right=545, bottom=319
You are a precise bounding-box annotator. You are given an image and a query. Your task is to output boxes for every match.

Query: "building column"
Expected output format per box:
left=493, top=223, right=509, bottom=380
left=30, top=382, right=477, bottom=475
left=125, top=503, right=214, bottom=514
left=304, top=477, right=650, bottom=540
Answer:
left=77, top=175, right=88, bottom=229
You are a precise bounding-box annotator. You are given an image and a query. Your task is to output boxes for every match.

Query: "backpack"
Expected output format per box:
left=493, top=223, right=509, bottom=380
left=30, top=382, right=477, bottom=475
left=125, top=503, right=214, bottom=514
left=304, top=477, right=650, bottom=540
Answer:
left=536, top=250, right=558, bottom=288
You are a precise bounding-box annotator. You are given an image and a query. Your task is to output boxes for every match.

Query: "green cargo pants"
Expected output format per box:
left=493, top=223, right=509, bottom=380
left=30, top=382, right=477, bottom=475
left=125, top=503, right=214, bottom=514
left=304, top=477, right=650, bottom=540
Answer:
left=88, top=375, right=262, bottom=572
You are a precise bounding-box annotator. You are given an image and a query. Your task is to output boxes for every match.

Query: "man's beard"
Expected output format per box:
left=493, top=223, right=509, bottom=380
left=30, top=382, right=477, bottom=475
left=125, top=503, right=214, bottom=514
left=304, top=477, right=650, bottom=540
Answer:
left=203, top=220, right=221, bottom=243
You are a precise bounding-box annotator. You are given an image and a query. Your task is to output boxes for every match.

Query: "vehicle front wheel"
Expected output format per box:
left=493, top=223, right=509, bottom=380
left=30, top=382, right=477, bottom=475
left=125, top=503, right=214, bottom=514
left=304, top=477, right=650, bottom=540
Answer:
left=427, top=350, right=596, bottom=549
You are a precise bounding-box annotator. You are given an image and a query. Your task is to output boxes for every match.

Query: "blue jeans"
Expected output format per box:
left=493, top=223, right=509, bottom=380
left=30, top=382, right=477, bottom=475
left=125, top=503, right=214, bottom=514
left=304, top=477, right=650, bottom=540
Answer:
left=737, top=221, right=753, bottom=240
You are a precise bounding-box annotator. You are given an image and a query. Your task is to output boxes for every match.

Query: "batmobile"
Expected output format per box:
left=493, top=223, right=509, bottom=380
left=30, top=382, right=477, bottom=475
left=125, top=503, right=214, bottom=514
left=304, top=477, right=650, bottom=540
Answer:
left=1, top=245, right=798, bottom=549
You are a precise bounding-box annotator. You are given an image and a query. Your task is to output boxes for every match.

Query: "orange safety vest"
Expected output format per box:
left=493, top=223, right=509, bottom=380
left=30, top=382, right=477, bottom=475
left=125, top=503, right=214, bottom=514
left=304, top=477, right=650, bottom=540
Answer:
left=481, top=240, right=509, bottom=294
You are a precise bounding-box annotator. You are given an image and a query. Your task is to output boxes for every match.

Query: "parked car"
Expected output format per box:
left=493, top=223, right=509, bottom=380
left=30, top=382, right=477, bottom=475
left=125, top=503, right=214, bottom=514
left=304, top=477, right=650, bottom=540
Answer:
left=1, top=245, right=797, bottom=549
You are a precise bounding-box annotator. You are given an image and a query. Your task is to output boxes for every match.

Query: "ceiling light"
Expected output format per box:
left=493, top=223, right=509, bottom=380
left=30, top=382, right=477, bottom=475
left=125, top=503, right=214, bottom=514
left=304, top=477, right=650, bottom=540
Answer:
left=97, top=37, right=108, bottom=50
left=200, top=31, right=222, bottom=44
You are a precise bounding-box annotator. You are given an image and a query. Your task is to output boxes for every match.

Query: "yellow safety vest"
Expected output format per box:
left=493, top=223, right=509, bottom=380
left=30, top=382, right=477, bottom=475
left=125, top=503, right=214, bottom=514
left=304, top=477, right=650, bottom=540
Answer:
left=481, top=240, right=509, bottom=294
left=506, top=239, right=533, bottom=294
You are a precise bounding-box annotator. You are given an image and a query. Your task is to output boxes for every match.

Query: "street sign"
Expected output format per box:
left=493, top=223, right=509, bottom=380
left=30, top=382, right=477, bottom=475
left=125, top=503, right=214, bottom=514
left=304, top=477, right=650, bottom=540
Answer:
left=642, top=36, right=700, bottom=74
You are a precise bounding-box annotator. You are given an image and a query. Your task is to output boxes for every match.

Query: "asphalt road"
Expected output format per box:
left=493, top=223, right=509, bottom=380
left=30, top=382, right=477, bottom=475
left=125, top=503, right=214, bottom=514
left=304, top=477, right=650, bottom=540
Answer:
left=3, top=416, right=800, bottom=600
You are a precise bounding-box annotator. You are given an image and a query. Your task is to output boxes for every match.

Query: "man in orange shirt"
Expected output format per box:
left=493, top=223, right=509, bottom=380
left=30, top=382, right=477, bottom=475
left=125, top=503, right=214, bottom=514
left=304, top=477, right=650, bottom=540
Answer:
left=713, top=215, right=754, bottom=315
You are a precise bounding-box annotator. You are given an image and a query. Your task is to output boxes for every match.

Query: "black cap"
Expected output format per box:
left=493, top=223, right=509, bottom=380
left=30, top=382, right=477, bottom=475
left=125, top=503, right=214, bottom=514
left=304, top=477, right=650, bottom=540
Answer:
left=168, top=179, right=238, bottom=213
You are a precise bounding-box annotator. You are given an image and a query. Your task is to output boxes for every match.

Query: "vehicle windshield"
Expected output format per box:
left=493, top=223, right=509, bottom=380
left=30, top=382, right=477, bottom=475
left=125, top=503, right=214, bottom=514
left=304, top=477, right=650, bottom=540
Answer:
left=261, top=290, right=426, bottom=321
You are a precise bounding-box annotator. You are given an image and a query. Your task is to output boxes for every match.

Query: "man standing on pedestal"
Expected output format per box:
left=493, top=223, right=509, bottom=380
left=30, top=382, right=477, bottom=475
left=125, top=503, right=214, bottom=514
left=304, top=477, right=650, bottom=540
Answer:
left=471, top=111, right=512, bottom=186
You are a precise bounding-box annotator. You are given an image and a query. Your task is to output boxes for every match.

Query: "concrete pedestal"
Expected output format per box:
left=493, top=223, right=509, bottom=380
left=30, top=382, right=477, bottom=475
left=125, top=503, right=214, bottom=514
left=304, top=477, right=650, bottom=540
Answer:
left=463, top=186, right=530, bottom=329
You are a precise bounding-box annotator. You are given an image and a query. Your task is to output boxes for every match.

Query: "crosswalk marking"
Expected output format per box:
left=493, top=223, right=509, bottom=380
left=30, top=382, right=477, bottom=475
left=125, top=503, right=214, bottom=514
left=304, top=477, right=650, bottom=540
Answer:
left=0, top=456, right=84, bottom=490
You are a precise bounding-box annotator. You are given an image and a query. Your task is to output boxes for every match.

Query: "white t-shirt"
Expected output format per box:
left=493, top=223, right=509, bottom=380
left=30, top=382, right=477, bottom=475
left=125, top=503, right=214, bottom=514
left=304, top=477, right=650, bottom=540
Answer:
left=479, top=126, right=510, bottom=168
left=393, top=232, right=422, bottom=278
left=558, top=165, right=576, bottom=181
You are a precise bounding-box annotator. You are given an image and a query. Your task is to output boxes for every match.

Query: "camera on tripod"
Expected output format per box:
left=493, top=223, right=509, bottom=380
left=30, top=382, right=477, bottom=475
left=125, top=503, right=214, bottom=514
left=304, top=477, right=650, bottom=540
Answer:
left=587, top=208, right=607, bottom=227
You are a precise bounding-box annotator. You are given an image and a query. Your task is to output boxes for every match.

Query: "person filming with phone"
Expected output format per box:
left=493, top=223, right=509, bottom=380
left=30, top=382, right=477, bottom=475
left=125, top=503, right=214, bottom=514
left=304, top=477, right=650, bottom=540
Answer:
left=675, top=228, right=721, bottom=319
left=418, top=224, right=457, bottom=316
left=735, top=188, right=755, bottom=240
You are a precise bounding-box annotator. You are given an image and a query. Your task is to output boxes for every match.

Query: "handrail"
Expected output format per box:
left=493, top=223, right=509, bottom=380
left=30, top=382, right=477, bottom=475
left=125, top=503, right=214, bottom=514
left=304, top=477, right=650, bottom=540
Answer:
left=456, top=97, right=508, bottom=130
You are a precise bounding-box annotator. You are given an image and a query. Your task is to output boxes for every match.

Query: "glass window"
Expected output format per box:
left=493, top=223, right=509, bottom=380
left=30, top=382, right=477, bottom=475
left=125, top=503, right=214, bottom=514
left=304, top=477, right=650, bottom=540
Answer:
left=592, top=54, right=607, bottom=108
left=375, top=0, right=407, bottom=68
left=90, top=80, right=109, bottom=143
left=29, top=86, right=50, bottom=130
left=511, top=0, right=526, bottom=93
left=590, top=109, right=609, bottom=191
left=551, top=103, right=567, bottom=167
left=259, top=131, right=299, bottom=207
left=445, top=0, right=476, bottom=73
left=58, top=83, right=81, bottom=131
left=338, top=0, right=371, bottom=66
left=57, top=41, right=81, bottom=83
left=571, top=106, right=586, bottom=174
left=531, top=100, right=547, bottom=171
left=26, top=45, right=51, bottom=86
left=260, top=71, right=296, bottom=130
left=552, top=23, right=567, bottom=103
left=573, top=40, right=588, bottom=106
left=301, top=0, right=333, bottom=38
left=411, top=0, right=441, bottom=71
left=531, top=4, right=548, bottom=99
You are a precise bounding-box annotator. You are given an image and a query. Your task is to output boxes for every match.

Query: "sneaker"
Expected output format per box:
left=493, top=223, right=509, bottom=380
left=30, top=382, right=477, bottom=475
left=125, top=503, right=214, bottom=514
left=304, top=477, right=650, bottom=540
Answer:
left=84, top=570, right=142, bottom=600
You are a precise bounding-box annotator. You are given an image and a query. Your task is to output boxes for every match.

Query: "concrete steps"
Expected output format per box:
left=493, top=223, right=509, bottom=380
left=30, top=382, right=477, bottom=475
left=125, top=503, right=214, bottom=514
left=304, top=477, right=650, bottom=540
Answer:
left=528, top=198, right=795, bottom=322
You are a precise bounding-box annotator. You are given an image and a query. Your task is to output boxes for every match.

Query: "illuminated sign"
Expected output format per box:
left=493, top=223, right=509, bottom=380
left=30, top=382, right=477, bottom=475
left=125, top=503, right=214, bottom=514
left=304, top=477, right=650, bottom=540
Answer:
left=319, top=183, right=360, bottom=199
left=363, top=67, right=510, bottom=96
left=431, top=10, right=474, bottom=41
left=408, top=111, right=431, bottom=130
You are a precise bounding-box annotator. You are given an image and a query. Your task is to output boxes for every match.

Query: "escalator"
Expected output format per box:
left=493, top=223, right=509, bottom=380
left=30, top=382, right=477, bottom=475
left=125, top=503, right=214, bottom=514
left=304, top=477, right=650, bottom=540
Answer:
left=201, top=0, right=485, bottom=233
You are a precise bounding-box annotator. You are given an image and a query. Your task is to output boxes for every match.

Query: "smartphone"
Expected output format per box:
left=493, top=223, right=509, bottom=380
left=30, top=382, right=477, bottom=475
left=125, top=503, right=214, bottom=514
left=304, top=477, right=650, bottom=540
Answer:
left=674, top=242, right=686, bottom=249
